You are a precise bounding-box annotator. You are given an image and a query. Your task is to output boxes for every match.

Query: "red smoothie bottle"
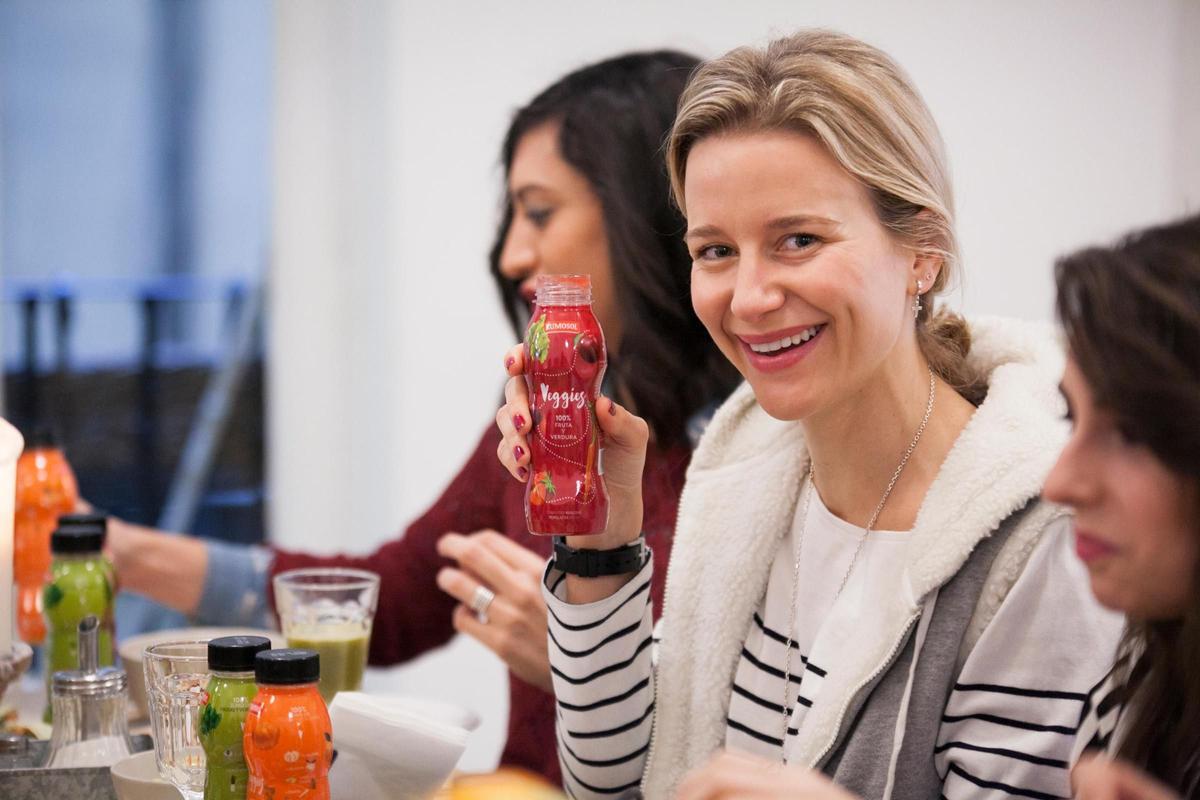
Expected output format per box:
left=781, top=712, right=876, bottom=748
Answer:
left=523, top=275, right=609, bottom=535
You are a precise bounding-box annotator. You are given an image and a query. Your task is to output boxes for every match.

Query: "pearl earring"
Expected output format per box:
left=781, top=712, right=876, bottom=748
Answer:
left=913, top=279, right=924, bottom=320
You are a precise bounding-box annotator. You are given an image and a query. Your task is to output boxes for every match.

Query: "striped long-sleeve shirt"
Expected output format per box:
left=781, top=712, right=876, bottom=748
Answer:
left=545, top=498, right=1122, bottom=799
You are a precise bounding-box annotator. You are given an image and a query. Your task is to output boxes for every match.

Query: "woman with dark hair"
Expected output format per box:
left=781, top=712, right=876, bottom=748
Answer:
left=105, top=49, right=739, bottom=783
left=490, top=53, right=737, bottom=443
left=1045, top=213, right=1200, bottom=799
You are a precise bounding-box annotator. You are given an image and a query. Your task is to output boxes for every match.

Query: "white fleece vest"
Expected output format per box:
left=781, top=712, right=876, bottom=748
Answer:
left=641, top=316, right=1071, bottom=797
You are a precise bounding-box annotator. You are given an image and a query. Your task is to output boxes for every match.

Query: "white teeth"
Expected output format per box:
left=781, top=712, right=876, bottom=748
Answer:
left=748, top=325, right=821, bottom=354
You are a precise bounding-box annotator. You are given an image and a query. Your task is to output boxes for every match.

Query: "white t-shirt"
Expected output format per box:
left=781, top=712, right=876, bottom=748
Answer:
left=727, top=478, right=908, bottom=757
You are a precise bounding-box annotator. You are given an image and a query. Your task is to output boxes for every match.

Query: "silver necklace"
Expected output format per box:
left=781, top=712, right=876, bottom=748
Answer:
left=778, top=368, right=936, bottom=755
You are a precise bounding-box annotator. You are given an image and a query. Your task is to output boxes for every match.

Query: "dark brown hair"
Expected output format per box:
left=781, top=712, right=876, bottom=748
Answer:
left=489, top=52, right=741, bottom=447
left=1055, top=213, right=1200, bottom=794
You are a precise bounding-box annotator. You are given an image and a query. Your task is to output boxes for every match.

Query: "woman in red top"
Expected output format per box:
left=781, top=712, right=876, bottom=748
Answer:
left=107, top=50, right=740, bottom=783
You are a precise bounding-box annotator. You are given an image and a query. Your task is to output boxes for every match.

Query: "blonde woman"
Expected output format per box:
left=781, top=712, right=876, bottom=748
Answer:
left=497, top=30, right=1121, bottom=799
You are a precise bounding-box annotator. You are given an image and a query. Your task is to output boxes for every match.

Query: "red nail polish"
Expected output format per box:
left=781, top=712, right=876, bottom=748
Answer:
left=505, top=356, right=515, bottom=370
left=517, top=466, right=529, bottom=480
left=514, top=445, right=525, bottom=460
left=513, top=414, right=526, bottom=430
left=608, top=402, right=618, bottom=416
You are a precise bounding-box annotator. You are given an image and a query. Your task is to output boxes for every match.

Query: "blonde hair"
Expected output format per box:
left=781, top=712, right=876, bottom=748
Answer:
left=668, top=29, right=985, bottom=404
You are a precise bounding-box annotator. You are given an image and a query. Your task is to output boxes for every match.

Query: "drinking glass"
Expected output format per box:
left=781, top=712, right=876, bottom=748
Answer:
left=144, top=641, right=209, bottom=800
left=273, top=568, right=379, bottom=703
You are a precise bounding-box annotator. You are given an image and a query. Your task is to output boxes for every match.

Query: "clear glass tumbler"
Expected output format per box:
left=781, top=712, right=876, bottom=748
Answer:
left=273, top=568, right=379, bottom=703
left=144, top=640, right=209, bottom=800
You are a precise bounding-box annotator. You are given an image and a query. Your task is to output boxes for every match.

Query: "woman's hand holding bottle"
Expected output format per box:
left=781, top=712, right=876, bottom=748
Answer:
left=496, top=344, right=648, bottom=600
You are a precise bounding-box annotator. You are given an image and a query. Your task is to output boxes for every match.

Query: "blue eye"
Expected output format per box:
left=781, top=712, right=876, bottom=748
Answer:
left=784, top=233, right=818, bottom=250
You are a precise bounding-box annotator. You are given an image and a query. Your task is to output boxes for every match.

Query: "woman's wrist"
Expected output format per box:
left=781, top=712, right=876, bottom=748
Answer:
left=561, top=489, right=644, bottom=602
left=106, top=518, right=208, bottom=614
left=563, top=489, right=643, bottom=551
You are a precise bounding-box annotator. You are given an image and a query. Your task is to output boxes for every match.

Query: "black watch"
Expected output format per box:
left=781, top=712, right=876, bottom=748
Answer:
left=552, top=536, right=649, bottom=578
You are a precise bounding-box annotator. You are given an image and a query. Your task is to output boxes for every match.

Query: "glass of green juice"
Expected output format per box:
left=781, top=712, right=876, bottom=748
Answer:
left=273, top=568, right=379, bottom=704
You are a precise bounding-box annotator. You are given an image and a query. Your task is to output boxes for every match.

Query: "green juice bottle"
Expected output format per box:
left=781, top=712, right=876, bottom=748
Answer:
left=201, top=636, right=272, bottom=800
left=43, top=514, right=116, bottom=721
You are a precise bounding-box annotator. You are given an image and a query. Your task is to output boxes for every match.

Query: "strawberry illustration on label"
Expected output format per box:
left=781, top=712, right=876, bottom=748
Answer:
left=529, top=472, right=556, bottom=506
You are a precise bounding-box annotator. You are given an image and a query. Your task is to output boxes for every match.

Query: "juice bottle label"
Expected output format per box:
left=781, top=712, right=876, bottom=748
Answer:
left=243, top=689, right=333, bottom=800
left=524, top=306, right=609, bottom=535
left=43, top=556, right=115, bottom=719
left=201, top=675, right=258, bottom=800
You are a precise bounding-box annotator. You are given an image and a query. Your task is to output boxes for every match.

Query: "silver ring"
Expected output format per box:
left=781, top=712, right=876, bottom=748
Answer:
left=469, top=585, right=496, bottom=624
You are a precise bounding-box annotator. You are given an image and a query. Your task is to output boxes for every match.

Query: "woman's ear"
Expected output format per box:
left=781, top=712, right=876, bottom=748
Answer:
left=911, top=252, right=943, bottom=292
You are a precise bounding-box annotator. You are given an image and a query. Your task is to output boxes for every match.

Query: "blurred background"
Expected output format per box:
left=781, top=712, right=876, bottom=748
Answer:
left=2, top=0, right=1197, bottom=770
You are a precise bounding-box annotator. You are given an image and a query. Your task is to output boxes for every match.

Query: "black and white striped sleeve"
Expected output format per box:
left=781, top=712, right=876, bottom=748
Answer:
left=543, top=554, right=656, bottom=798
left=936, top=518, right=1124, bottom=800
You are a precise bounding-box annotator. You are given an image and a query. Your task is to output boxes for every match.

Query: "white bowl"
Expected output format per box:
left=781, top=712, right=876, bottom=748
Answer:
left=119, top=627, right=285, bottom=720
left=110, top=750, right=182, bottom=800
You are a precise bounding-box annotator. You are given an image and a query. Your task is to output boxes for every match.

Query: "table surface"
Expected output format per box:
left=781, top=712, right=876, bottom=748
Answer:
left=2, top=664, right=565, bottom=797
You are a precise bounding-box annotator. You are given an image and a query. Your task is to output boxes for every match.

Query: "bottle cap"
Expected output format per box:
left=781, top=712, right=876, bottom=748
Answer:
left=535, top=275, right=592, bottom=306
left=255, top=648, right=320, bottom=685
left=24, top=425, right=60, bottom=450
left=209, top=636, right=272, bottom=672
left=50, top=514, right=107, bottom=553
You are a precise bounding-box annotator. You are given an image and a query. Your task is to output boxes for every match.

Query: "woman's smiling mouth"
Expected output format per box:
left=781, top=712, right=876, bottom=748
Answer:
left=737, top=324, right=826, bottom=372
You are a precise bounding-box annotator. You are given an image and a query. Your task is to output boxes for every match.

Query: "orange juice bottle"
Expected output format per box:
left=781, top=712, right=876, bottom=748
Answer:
left=14, top=427, right=79, bottom=644
left=243, top=649, right=333, bottom=800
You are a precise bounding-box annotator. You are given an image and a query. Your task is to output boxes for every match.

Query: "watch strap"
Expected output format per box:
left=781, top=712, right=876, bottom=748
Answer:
left=552, top=536, right=649, bottom=578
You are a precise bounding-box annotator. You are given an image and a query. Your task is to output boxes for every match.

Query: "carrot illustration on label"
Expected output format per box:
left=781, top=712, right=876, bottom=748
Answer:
left=583, top=403, right=598, bottom=498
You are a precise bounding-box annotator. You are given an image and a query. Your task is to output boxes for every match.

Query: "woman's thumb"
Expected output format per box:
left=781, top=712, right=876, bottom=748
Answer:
left=595, top=396, right=649, bottom=452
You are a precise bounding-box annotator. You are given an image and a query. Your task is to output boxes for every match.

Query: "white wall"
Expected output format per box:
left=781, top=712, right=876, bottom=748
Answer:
left=271, top=0, right=1198, bottom=771
left=270, top=0, right=403, bottom=554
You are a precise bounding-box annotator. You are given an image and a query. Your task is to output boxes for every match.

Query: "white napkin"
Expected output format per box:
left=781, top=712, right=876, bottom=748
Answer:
left=328, top=692, right=480, bottom=800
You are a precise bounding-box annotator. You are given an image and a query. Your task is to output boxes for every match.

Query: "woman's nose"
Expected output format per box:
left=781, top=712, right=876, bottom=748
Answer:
left=1044, top=438, right=1099, bottom=510
left=499, top=218, right=538, bottom=280
left=729, top=253, right=786, bottom=321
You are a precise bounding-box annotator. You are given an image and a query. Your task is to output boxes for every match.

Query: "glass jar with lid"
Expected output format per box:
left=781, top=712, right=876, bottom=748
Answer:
left=43, top=615, right=134, bottom=768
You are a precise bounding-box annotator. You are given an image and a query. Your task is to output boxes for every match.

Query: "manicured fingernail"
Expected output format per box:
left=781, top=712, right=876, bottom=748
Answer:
left=514, top=445, right=525, bottom=460
left=517, top=466, right=529, bottom=480
left=505, top=356, right=515, bottom=370
left=513, top=414, right=526, bottom=430
left=608, top=402, right=618, bottom=416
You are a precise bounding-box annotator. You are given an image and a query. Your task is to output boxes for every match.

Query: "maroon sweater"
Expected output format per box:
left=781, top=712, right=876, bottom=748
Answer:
left=270, top=424, right=688, bottom=784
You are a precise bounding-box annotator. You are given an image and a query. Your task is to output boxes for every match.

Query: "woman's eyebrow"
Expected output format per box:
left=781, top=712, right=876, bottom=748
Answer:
left=763, top=214, right=840, bottom=231
left=512, top=184, right=550, bottom=203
